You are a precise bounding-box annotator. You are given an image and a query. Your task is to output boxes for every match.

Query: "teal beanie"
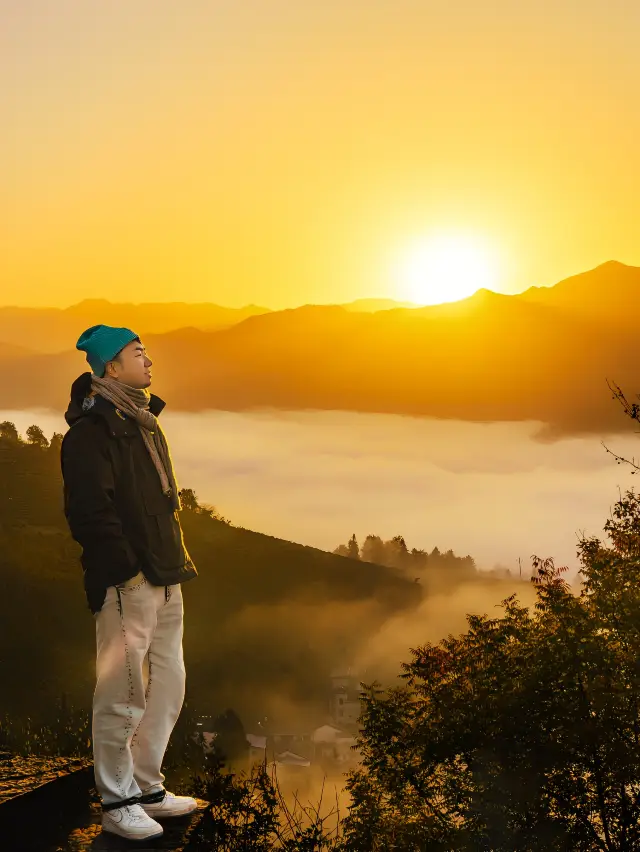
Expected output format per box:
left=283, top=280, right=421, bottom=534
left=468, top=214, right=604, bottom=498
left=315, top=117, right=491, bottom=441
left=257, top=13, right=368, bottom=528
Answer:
left=76, top=324, right=139, bottom=378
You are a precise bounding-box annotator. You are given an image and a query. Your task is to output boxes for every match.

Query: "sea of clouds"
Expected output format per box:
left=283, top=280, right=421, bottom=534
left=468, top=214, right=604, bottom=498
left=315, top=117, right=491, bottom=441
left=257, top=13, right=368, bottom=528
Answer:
left=3, top=406, right=637, bottom=580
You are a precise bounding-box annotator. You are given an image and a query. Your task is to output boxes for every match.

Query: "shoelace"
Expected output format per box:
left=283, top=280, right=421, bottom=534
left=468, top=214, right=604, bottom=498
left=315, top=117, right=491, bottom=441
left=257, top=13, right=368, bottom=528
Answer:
left=124, top=805, right=147, bottom=822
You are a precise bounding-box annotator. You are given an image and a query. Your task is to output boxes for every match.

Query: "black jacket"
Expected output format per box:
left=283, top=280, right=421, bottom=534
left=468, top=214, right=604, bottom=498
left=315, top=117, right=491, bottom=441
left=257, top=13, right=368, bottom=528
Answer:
left=61, top=372, right=197, bottom=613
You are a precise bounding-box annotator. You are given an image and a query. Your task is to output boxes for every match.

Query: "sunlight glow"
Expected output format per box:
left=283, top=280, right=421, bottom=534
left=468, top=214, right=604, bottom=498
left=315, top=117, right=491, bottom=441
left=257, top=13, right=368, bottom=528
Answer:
left=394, top=232, right=501, bottom=305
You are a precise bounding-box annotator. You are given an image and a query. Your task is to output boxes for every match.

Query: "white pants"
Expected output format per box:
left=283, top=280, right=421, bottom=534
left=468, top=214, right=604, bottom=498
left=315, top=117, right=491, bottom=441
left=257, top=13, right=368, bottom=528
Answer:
left=93, top=574, right=185, bottom=806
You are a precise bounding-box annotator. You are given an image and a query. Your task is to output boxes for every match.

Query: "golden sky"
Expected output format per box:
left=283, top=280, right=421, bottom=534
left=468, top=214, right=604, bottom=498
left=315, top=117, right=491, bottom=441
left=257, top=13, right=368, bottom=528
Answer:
left=3, top=1, right=639, bottom=309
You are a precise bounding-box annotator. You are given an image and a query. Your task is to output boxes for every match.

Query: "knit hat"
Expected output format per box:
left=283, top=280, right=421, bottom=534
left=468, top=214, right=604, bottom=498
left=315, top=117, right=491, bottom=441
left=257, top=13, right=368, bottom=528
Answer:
left=76, top=324, right=139, bottom=378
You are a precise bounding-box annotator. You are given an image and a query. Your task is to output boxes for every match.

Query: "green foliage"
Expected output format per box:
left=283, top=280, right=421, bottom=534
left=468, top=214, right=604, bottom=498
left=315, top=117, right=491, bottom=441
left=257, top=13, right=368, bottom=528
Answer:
left=179, top=486, right=200, bottom=511
left=190, top=754, right=343, bottom=851
left=48, top=431, right=64, bottom=454
left=0, top=420, right=20, bottom=442
left=25, top=424, right=49, bottom=448
left=191, top=754, right=280, bottom=850
left=0, top=697, right=90, bottom=758
left=179, top=486, right=230, bottom=521
left=334, top=532, right=477, bottom=584
left=341, top=489, right=640, bottom=851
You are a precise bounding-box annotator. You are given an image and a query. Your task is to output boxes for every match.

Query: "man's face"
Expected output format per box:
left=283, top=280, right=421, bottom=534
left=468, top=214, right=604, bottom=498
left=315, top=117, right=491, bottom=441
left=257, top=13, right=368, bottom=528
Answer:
left=106, top=340, right=153, bottom=389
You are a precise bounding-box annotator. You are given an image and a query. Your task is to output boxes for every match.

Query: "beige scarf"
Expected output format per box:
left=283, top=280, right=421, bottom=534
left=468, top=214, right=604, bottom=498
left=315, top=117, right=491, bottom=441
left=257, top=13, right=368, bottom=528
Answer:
left=89, top=374, right=182, bottom=511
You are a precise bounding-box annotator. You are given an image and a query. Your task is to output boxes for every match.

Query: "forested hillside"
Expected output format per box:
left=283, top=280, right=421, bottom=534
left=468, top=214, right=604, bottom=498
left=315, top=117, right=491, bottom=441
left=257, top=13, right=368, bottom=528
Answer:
left=0, top=425, right=421, bottom=729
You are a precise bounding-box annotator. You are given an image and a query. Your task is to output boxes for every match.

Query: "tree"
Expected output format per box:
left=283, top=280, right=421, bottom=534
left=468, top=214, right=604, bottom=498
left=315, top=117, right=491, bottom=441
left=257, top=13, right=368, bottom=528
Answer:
left=342, top=491, right=640, bottom=851
left=361, top=534, right=387, bottom=565
left=0, top=421, right=20, bottom=443
left=347, top=534, right=360, bottom=559
left=211, top=708, right=249, bottom=764
left=177, top=488, right=229, bottom=522
left=198, top=501, right=229, bottom=523
left=387, top=535, right=410, bottom=570
left=179, top=488, right=199, bottom=511
left=26, top=424, right=49, bottom=448
left=333, top=544, right=350, bottom=557
left=48, top=432, right=64, bottom=454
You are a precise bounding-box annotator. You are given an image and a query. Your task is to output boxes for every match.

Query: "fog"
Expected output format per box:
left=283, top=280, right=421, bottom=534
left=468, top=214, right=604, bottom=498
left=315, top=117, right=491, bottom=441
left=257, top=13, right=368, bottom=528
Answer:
left=3, top=406, right=636, bottom=580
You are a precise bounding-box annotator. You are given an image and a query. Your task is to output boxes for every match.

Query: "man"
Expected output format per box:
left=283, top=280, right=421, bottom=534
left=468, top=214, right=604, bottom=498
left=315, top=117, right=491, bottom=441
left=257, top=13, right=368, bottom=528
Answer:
left=60, top=324, right=199, bottom=841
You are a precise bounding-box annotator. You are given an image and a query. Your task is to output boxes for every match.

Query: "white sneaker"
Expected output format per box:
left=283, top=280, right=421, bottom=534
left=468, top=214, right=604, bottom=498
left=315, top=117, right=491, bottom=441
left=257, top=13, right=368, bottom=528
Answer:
left=101, top=803, right=164, bottom=840
left=140, top=789, right=198, bottom=818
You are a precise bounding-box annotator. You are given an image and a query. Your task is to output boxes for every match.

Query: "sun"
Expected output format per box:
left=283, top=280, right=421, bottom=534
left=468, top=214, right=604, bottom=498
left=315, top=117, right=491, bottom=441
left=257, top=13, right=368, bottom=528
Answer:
left=395, top=232, right=501, bottom=305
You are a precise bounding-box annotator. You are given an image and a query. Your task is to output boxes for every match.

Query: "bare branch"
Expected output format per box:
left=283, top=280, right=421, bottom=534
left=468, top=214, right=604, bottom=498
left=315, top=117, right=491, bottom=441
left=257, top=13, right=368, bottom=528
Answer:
left=603, top=379, right=640, bottom=473
left=602, top=441, right=640, bottom=474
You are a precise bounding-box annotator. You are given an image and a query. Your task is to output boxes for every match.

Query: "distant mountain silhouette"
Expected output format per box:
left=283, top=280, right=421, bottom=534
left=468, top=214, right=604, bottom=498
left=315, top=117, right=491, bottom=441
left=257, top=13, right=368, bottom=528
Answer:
left=0, top=299, right=273, bottom=354
left=0, top=341, right=38, bottom=361
left=519, top=260, right=640, bottom=324
left=340, top=297, right=419, bottom=311
left=1, top=261, right=639, bottom=438
left=0, top=297, right=418, bottom=355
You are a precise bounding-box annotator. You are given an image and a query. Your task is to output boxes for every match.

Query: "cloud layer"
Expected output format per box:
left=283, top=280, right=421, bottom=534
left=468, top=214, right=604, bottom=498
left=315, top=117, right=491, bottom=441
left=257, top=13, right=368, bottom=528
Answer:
left=6, top=407, right=637, bottom=580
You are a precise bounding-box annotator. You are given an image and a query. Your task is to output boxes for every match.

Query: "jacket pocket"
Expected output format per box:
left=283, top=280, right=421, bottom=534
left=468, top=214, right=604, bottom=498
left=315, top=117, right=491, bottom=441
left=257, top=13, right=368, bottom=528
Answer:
left=139, top=482, right=188, bottom=584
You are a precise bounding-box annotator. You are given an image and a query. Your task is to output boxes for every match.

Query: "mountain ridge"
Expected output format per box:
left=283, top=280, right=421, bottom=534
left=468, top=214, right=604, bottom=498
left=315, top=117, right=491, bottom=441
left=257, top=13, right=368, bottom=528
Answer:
left=0, top=261, right=637, bottom=438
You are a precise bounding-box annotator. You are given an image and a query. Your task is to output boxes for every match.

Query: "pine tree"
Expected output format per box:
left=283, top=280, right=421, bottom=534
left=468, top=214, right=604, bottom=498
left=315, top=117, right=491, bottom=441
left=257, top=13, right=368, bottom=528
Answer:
left=347, top=534, right=360, bottom=559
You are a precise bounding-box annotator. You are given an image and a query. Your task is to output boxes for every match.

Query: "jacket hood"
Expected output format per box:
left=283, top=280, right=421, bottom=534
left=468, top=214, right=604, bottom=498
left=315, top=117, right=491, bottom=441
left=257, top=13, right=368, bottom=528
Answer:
left=65, top=372, right=166, bottom=428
